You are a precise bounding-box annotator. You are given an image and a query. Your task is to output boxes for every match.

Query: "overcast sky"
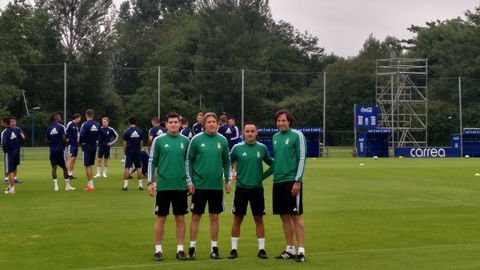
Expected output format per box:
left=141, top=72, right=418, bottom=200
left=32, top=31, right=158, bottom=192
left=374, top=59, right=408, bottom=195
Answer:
left=1, top=0, right=479, bottom=57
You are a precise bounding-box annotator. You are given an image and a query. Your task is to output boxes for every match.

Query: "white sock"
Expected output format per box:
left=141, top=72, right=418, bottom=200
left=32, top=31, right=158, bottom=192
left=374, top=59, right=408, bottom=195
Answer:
left=88, top=180, right=94, bottom=188
left=258, top=238, right=265, bottom=250
left=286, top=245, right=295, bottom=254
left=190, top=241, right=196, bottom=248
left=211, top=240, right=218, bottom=251
left=231, top=237, right=239, bottom=250
left=65, top=178, right=70, bottom=187
left=96, top=167, right=101, bottom=175
left=4, top=177, right=8, bottom=180
left=14, top=176, right=17, bottom=179
left=138, top=179, right=143, bottom=187
left=68, top=171, right=73, bottom=176
left=298, top=247, right=305, bottom=255
left=177, top=245, right=184, bottom=252
left=103, top=167, right=107, bottom=175
left=10, top=186, right=14, bottom=192
left=124, top=180, right=128, bottom=188
left=155, top=245, right=162, bottom=253
left=53, top=179, right=58, bottom=187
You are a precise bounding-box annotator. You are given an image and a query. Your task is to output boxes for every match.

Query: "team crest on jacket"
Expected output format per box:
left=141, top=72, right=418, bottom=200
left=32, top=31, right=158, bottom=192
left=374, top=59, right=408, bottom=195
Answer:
left=257, top=151, right=261, bottom=158
left=180, top=143, right=184, bottom=149
left=217, top=142, right=221, bottom=149
left=285, top=138, right=290, bottom=144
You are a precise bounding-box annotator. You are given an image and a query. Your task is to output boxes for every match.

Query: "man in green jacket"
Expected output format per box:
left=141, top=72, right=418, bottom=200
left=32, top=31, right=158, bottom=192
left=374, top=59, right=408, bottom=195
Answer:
left=271, top=109, right=307, bottom=263
left=186, top=112, right=231, bottom=260
left=228, top=122, right=273, bottom=260
left=148, top=112, right=193, bottom=261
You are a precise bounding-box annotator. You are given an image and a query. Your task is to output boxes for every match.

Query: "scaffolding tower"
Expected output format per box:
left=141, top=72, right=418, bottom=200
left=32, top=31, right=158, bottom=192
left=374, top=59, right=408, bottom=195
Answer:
left=376, top=58, right=428, bottom=147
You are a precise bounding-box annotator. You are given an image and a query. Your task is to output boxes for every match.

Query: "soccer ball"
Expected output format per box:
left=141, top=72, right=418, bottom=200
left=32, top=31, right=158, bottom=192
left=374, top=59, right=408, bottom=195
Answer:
left=465, top=155, right=470, bottom=159
left=373, top=156, right=378, bottom=160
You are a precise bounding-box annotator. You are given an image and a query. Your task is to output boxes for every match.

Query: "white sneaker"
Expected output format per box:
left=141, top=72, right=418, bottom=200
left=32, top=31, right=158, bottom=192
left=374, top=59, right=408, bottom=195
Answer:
left=54, top=186, right=59, bottom=192
left=5, top=187, right=15, bottom=194
left=65, top=186, right=76, bottom=191
left=102, top=174, right=107, bottom=178
left=94, top=174, right=101, bottom=178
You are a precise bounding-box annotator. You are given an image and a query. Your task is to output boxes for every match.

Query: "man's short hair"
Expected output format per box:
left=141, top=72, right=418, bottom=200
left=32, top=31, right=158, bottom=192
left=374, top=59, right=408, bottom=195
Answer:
left=166, top=112, right=180, bottom=121
left=128, top=116, right=137, bottom=125
left=244, top=121, right=257, bottom=128
left=181, top=117, right=188, bottom=125
left=197, top=111, right=204, bottom=117
left=151, top=117, right=160, bottom=124
left=203, top=112, right=218, bottom=125
left=85, top=109, right=94, bottom=118
left=219, top=114, right=228, bottom=124
left=73, top=113, right=81, bottom=119
left=102, top=116, right=110, bottom=122
left=50, top=113, right=60, bottom=122
left=4, top=117, right=11, bottom=126
left=275, top=109, right=295, bottom=126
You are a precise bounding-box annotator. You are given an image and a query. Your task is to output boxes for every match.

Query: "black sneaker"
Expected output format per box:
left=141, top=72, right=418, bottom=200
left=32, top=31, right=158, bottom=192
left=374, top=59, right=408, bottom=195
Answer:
left=210, top=246, right=222, bottom=259
left=176, top=250, right=189, bottom=260
left=122, top=187, right=128, bottom=191
left=69, top=175, right=77, bottom=180
left=188, top=247, right=196, bottom=260
left=153, top=251, right=163, bottom=261
left=138, top=186, right=144, bottom=191
left=275, top=250, right=295, bottom=259
left=257, top=249, right=268, bottom=259
left=294, top=253, right=305, bottom=262
left=228, top=249, right=238, bottom=259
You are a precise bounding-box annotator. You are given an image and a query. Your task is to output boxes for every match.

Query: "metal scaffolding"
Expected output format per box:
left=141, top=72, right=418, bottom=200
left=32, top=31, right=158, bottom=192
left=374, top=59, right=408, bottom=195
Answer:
left=376, top=58, right=428, bottom=147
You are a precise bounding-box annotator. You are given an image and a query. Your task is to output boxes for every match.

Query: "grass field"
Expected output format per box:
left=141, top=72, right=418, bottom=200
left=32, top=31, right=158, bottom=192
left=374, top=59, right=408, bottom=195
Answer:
left=2, top=155, right=480, bottom=269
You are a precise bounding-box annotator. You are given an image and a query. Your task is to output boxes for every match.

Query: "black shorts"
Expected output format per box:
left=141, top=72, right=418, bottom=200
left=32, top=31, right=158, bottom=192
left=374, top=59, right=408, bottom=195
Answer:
left=50, top=151, right=66, bottom=169
left=190, top=189, right=224, bottom=214
left=232, top=187, right=265, bottom=216
left=125, top=152, right=142, bottom=169
left=273, top=181, right=303, bottom=215
left=67, top=145, right=78, bottom=157
left=97, top=146, right=111, bottom=159
left=82, top=146, right=97, bottom=166
left=4, top=151, right=20, bottom=173
left=155, top=190, right=189, bottom=216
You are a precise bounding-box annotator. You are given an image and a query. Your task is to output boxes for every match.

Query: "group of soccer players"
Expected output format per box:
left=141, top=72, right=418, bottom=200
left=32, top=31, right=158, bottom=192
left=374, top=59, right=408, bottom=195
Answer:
left=147, top=109, right=306, bottom=263
left=2, top=108, right=307, bottom=263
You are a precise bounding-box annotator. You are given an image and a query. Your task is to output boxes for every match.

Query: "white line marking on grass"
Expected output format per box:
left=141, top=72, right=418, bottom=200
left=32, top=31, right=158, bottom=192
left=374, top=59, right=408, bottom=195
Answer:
left=75, top=243, right=480, bottom=270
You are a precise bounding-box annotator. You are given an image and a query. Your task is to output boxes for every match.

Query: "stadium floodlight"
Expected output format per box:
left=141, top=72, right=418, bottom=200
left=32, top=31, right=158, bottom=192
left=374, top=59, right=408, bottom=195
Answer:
left=31, top=107, right=41, bottom=147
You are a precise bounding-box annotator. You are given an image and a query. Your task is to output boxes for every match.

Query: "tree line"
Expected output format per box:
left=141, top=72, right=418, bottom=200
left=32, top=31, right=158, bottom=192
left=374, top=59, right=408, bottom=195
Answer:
left=1, top=0, right=480, bottom=146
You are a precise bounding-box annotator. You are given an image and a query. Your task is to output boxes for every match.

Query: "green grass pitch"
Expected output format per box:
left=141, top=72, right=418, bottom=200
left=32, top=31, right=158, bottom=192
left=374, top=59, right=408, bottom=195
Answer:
left=1, top=155, right=480, bottom=269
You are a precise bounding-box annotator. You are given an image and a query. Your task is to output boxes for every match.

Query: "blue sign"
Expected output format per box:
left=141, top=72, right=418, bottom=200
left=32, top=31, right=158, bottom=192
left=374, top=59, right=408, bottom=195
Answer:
left=464, top=129, right=480, bottom=135
left=394, top=147, right=460, bottom=158
left=355, top=105, right=379, bottom=128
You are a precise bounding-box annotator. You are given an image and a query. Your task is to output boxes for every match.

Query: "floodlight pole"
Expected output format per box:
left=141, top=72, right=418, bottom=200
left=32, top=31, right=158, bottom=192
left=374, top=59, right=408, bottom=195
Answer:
left=64, top=62, right=67, bottom=120
left=158, top=66, right=161, bottom=118
left=459, top=77, right=463, bottom=157
left=241, top=68, right=245, bottom=134
left=323, top=72, right=326, bottom=157
left=390, top=74, right=394, bottom=151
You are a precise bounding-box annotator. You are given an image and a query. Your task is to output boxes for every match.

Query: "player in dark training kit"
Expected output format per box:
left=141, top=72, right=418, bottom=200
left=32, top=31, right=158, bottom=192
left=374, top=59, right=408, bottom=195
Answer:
left=191, top=111, right=203, bottom=135
left=95, top=117, right=118, bottom=178
left=148, top=112, right=192, bottom=261
left=186, top=112, right=231, bottom=260
left=122, top=116, right=144, bottom=191
left=2, top=117, right=25, bottom=194
left=45, top=114, right=75, bottom=191
left=227, top=122, right=272, bottom=259
left=79, top=109, right=101, bottom=191
left=65, top=113, right=81, bottom=179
